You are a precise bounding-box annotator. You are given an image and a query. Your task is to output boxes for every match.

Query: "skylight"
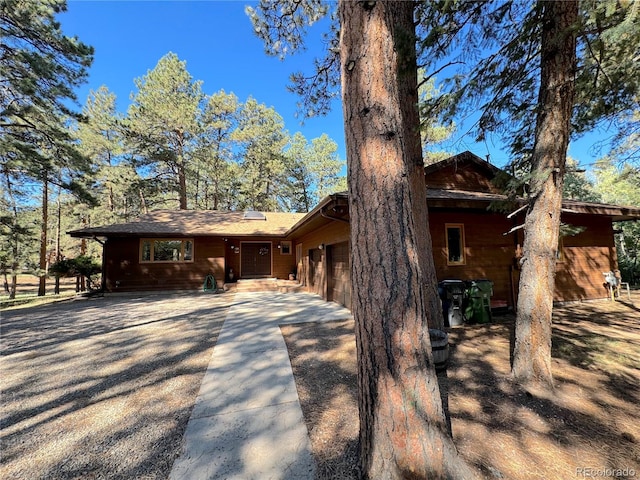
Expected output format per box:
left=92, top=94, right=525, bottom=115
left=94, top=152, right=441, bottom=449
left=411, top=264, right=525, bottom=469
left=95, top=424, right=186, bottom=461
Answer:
left=243, top=210, right=267, bottom=221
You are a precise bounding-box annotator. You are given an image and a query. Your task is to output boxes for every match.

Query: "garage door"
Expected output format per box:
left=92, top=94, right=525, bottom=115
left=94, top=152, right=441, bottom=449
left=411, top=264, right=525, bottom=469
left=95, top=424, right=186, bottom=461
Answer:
left=328, top=242, right=351, bottom=309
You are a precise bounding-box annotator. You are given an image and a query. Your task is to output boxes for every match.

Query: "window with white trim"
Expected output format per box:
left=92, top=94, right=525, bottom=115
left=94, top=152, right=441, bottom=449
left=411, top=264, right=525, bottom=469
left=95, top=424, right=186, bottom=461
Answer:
left=445, top=224, right=466, bottom=265
left=140, top=239, right=194, bottom=263
left=280, top=241, right=292, bottom=255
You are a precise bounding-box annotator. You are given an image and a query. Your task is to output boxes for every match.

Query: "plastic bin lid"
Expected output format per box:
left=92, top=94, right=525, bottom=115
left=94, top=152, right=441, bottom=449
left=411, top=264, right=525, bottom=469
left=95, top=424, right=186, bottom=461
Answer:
left=473, top=283, right=493, bottom=294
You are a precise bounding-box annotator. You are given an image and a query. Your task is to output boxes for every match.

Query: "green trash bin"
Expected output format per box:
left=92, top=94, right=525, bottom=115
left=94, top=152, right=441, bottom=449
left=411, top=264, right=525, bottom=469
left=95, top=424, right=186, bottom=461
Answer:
left=464, top=279, right=493, bottom=323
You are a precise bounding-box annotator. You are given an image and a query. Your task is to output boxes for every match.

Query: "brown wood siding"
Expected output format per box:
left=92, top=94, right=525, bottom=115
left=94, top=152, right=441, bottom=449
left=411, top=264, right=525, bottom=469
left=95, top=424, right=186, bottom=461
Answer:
left=309, top=248, right=324, bottom=296
left=328, top=241, right=351, bottom=308
left=430, top=210, right=518, bottom=308
left=554, top=215, right=616, bottom=301
left=431, top=211, right=618, bottom=306
left=100, top=209, right=617, bottom=305
left=272, top=240, right=297, bottom=279
left=104, top=237, right=224, bottom=292
left=426, top=163, right=502, bottom=193
left=292, top=220, right=350, bottom=299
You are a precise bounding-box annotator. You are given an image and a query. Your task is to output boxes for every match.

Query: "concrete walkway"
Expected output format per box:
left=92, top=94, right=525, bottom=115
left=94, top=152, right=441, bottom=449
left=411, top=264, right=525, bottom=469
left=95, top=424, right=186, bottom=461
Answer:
left=169, top=291, right=353, bottom=480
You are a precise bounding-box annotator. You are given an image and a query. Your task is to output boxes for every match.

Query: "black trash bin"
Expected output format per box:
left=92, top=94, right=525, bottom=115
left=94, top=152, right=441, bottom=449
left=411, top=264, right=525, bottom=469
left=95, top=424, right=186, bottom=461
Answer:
left=438, top=280, right=466, bottom=327
left=464, top=279, right=493, bottom=324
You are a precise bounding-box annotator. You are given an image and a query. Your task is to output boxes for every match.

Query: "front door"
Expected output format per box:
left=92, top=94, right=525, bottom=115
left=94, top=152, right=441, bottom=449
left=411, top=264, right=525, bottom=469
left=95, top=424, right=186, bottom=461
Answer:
left=241, top=242, right=272, bottom=277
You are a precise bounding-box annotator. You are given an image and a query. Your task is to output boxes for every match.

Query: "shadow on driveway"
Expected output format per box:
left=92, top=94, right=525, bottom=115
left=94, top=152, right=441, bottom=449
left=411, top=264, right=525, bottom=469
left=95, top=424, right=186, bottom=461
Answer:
left=1, top=292, right=233, bottom=480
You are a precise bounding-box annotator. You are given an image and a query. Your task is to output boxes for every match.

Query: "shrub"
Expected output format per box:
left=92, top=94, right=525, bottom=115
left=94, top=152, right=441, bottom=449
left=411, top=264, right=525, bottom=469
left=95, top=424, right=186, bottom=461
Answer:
left=50, top=256, right=102, bottom=291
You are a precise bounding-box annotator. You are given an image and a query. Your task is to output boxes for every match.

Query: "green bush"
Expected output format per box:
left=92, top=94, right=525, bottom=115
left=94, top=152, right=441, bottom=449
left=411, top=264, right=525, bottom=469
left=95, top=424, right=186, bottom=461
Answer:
left=618, top=256, right=639, bottom=286
left=50, top=256, right=102, bottom=290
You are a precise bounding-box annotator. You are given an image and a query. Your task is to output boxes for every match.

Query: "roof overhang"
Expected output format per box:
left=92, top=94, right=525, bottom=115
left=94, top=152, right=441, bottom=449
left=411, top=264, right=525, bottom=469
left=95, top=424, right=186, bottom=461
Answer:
left=68, top=210, right=306, bottom=239
left=285, top=192, right=349, bottom=238
left=426, top=188, right=640, bottom=221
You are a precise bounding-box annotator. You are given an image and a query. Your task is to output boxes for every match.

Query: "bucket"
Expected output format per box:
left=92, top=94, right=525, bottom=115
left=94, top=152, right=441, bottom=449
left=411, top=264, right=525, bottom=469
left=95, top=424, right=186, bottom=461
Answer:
left=429, top=329, right=449, bottom=372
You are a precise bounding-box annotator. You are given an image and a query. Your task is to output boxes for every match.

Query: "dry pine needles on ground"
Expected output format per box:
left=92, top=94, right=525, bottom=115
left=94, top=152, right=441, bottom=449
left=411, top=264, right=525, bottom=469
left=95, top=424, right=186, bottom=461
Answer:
left=282, top=293, right=640, bottom=480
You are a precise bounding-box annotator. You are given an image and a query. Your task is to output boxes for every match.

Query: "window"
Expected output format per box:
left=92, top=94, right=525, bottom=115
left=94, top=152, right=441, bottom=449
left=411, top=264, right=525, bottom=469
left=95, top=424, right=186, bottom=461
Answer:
left=140, top=239, right=194, bottom=263
left=280, top=241, right=292, bottom=255
left=445, top=224, right=466, bottom=265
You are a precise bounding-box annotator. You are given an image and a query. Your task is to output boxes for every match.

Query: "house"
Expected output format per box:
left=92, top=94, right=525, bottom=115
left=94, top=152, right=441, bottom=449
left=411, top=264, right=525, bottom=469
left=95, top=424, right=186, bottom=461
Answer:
left=69, top=152, right=640, bottom=309
left=69, top=210, right=306, bottom=292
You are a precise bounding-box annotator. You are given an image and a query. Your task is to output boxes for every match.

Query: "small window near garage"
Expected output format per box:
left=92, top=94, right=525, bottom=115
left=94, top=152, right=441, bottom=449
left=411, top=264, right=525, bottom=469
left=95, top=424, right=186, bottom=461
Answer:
left=445, top=224, right=466, bottom=265
left=280, top=241, right=292, bottom=255
left=140, top=239, right=194, bottom=263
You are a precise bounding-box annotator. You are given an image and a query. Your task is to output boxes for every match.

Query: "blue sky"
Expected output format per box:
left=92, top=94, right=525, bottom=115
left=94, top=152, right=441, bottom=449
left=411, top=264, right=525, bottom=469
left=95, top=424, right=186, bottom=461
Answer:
left=60, top=1, right=607, bottom=170
left=62, top=1, right=346, bottom=157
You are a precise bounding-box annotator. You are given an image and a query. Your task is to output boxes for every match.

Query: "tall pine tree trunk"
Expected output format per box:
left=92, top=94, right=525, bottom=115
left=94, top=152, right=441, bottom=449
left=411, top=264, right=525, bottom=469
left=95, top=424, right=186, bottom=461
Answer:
left=339, top=1, right=470, bottom=477
left=54, top=186, right=62, bottom=295
left=178, top=161, right=188, bottom=210
left=38, top=173, right=49, bottom=297
left=512, top=0, right=578, bottom=387
left=177, top=135, right=188, bottom=210
left=139, top=186, right=149, bottom=214
left=3, top=165, right=19, bottom=300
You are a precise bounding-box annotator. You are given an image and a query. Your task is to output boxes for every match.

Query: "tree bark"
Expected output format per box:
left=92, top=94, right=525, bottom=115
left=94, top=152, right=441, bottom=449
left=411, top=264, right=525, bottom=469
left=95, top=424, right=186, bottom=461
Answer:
left=3, top=165, right=20, bottom=300
left=54, top=186, right=61, bottom=295
left=139, top=186, right=149, bottom=214
left=38, top=174, right=48, bottom=297
left=178, top=160, right=188, bottom=210
left=512, top=0, right=578, bottom=388
left=339, top=1, right=471, bottom=478
left=177, top=132, right=188, bottom=210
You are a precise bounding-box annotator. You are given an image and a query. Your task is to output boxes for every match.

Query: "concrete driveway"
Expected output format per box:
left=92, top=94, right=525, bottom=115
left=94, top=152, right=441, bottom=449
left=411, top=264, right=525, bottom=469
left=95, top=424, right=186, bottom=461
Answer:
left=169, top=291, right=352, bottom=480
left=1, top=290, right=352, bottom=480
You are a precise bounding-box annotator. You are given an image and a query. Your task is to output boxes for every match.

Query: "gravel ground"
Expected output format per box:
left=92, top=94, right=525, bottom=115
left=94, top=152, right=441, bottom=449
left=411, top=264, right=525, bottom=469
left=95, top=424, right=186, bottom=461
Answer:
left=1, top=292, right=232, bottom=480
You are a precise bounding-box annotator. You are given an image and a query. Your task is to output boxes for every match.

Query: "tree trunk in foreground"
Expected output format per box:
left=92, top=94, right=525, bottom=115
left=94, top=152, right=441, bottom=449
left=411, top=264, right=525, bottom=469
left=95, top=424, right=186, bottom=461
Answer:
left=339, top=2, right=473, bottom=478
left=512, top=0, right=578, bottom=388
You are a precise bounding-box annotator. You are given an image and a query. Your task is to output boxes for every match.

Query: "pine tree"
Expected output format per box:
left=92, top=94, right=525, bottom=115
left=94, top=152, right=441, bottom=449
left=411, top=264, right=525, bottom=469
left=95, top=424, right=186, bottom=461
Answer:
left=126, top=52, right=204, bottom=210
left=563, top=158, right=600, bottom=202
left=75, top=86, right=139, bottom=223
left=192, top=90, right=240, bottom=210
left=232, top=97, right=289, bottom=211
left=248, top=1, right=474, bottom=477
left=283, top=132, right=344, bottom=212
left=1, top=0, right=94, bottom=296
left=283, top=132, right=315, bottom=212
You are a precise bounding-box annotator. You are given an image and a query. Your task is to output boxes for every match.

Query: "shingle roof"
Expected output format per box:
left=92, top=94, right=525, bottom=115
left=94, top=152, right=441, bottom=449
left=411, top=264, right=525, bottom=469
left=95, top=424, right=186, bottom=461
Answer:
left=69, top=210, right=306, bottom=238
left=426, top=188, right=640, bottom=221
left=423, top=150, right=504, bottom=177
